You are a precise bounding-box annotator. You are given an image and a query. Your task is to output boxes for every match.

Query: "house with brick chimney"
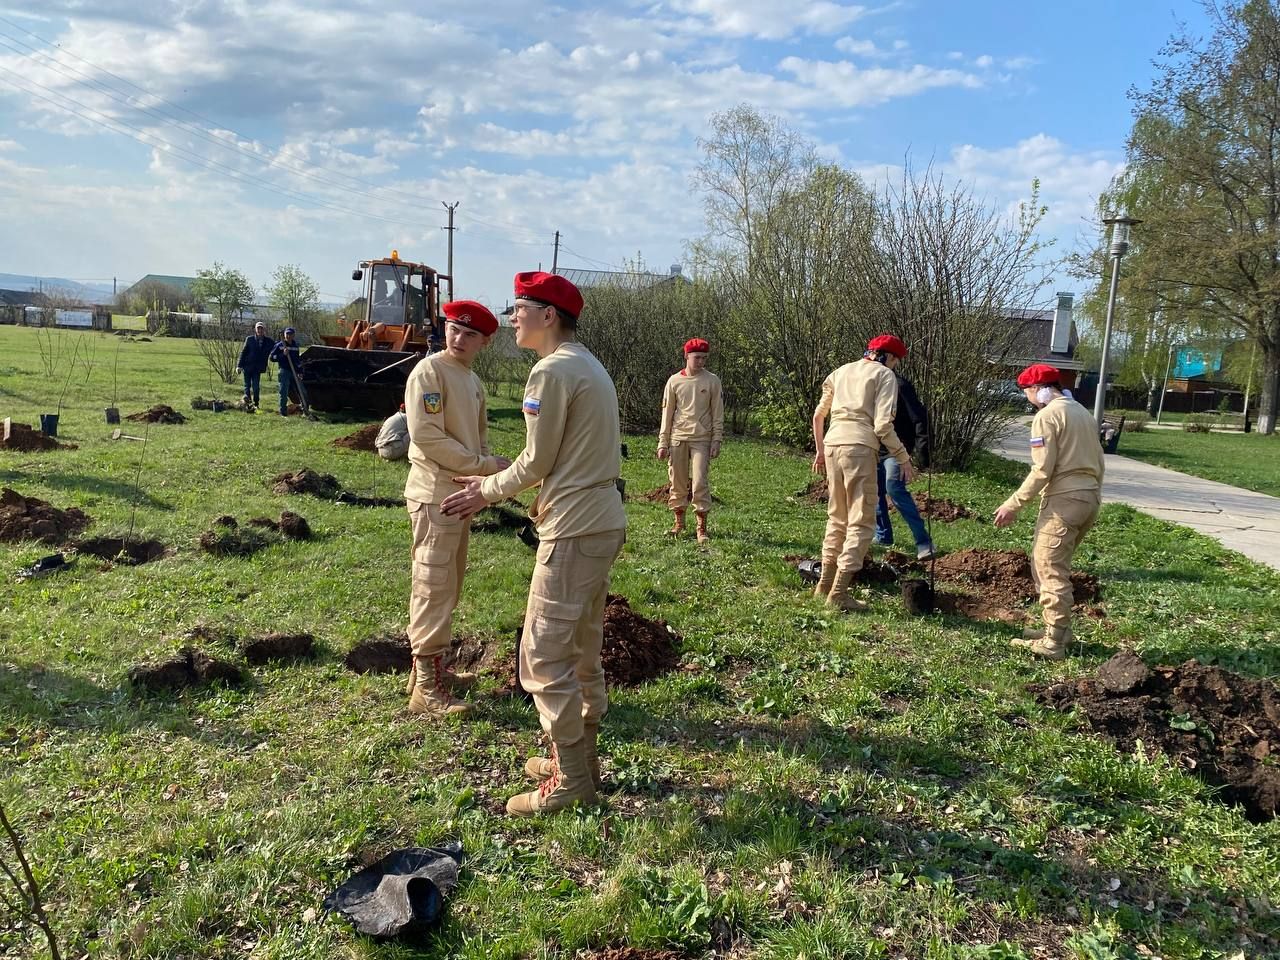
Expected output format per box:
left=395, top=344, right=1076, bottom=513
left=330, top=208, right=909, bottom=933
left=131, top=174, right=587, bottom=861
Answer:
left=1000, top=292, right=1084, bottom=388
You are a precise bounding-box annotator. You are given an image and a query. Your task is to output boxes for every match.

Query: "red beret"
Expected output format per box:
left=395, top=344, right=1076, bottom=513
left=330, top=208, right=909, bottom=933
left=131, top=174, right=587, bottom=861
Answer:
left=683, top=338, right=710, bottom=354
left=442, top=300, right=498, bottom=336
left=513, top=271, right=584, bottom=320
left=1016, top=363, right=1061, bottom=388
left=867, top=334, right=907, bottom=358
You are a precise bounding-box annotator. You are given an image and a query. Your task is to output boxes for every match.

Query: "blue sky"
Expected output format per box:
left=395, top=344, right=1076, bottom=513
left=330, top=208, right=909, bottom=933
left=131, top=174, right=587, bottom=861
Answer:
left=0, top=0, right=1211, bottom=308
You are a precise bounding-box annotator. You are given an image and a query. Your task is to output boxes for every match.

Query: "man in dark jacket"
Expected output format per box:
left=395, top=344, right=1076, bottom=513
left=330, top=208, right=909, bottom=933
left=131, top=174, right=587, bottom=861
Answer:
left=269, top=327, right=302, bottom=416
left=875, top=370, right=935, bottom=559
left=236, top=322, right=274, bottom=409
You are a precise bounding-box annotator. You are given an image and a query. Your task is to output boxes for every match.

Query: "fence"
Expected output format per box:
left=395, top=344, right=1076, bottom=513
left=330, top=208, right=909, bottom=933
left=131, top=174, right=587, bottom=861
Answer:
left=1, top=304, right=112, bottom=330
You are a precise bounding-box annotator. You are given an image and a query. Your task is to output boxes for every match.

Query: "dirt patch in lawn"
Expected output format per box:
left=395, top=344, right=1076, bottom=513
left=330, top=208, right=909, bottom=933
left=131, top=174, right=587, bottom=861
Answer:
left=1036, top=651, right=1280, bottom=822
left=789, top=547, right=1101, bottom=623
left=334, top=491, right=404, bottom=507
left=73, top=536, right=166, bottom=565
left=1, top=421, right=77, bottom=452
left=128, top=647, right=245, bottom=692
left=126, top=404, right=186, bottom=424
left=344, top=635, right=413, bottom=674
left=903, top=493, right=976, bottom=522
left=271, top=468, right=342, bottom=497
left=637, top=482, right=723, bottom=504
left=579, top=950, right=684, bottom=960
left=344, top=632, right=518, bottom=691
left=242, top=632, right=315, bottom=665
left=798, top=476, right=828, bottom=504
left=198, top=516, right=271, bottom=557
left=0, top=488, right=90, bottom=543
left=602, top=594, right=682, bottom=685
left=332, top=424, right=380, bottom=452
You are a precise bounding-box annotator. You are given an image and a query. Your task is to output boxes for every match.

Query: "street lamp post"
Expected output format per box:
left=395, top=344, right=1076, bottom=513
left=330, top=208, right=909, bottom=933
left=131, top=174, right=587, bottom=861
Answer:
left=1093, top=214, right=1142, bottom=425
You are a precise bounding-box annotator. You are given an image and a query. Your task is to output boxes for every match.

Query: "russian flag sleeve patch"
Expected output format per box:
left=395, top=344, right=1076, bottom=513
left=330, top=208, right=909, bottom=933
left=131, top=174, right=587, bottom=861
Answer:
left=523, top=396, right=541, bottom=416
left=1029, top=436, right=1046, bottom=448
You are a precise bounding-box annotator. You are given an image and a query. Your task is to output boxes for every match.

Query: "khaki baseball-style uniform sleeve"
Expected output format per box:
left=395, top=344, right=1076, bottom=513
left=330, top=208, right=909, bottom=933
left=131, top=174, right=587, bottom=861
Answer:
left=711, top=375, right=724, bottom=444
left=658, top=375, right=678, bottom=448
left=873, top=371, right=909, bottom=465
left=406, top=363, right=492, bottom=476
left=480, top=367, right=567, bottom=502
left=1002, top=408, right=1056, bottom=511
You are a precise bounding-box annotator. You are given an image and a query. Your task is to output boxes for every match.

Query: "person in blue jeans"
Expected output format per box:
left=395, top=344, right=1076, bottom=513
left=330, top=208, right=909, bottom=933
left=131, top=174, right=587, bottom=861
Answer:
left=269, top=327, right=302, bottom=416
left=874, top=369, right=935, bottom=559
left=236, top=321, right=274, bottom=409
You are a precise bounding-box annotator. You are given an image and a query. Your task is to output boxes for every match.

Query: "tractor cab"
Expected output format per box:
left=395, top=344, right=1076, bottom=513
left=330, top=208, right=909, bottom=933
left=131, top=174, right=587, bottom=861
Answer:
left=324, top=251, right=445, bottom=353
left=300, top=251, right=453, bottom=415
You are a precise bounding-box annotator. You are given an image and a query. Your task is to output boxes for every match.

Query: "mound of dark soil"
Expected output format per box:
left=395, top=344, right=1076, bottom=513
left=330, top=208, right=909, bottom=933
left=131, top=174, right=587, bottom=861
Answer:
left=905, top=494, right=976, bottom=522
left=581, top=950, right=683, bottom=960
left=1037, top=652, right=1280, bottom=822
left=74, top=536, right=166, bottom=565
left=242, top=632, right=314, bottom=665
left=271, top=468, right=342, bottom=497
left=247, top=511, right=313, bottom=540
left=638, top=482, right=723, bottom=505
left=128, top=646, right=244, bottom=692
left=332, top=424, right=380, bottom=452
left=798, top=476, right=828, bottom=504
left=602, top=594, right=681, bottom=685
left=344, top=635, right=413, bottom=674
left=0, top=488, right=91, bottom=543
left=1, top=420, right=76, bottom=452
left=126, top=404, right=186, bottom=424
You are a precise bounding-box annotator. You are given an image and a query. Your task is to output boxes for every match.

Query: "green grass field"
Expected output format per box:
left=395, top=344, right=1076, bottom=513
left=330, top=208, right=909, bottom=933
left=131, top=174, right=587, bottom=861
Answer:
left=3, top=326, right=1279, bottom=960
left=1112, top=427, right=1280, bottom=497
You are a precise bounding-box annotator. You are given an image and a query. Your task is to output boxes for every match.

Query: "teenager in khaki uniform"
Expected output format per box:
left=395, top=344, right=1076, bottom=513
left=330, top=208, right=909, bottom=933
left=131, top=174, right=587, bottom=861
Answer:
left=442, top=271, right=626, bottom=818
left=403, top=301, right=510, bottom=717
left=995, top=363, right=1105, bottom=659
left=811, top=335, right=916, bottom=611
left=657, top=337, right=724, bottom=544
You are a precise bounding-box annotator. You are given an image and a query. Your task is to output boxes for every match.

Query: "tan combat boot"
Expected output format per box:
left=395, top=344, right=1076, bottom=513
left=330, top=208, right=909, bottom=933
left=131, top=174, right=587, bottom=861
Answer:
left=524, top=722, right=603, bottom=790
left=405, top=655, right=476, bottom=695
left=695, top=511, right=709, bottom=544
left=825, top=570, right=868, bottom=612
left=667, top=508, right=686, bottom=537
left=812, top=559, right=836, bottom=599
left=507, top=737, right=597, bottom=817
left=407, top=655, right=470, bottom=717
left=1011, top=625, right=1071, bottom=660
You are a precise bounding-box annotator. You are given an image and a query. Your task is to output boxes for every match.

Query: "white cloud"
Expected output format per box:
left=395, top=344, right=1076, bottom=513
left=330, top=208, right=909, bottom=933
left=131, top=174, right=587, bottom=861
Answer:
left=778, top=58, right=983, bottom=106
left=975, top=54, right=994, bottom=68
left=0, top=138, right=23, bottom=151
left=657, top=0, right=869, bottom=39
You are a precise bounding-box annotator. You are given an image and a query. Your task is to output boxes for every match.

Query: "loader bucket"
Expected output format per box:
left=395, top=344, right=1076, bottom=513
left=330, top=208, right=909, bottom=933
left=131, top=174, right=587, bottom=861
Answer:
left=298, top=345, right=425, bottom=415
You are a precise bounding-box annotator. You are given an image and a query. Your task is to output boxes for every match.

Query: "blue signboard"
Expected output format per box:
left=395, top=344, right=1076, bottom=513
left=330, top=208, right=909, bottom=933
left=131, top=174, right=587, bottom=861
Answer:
left=1174, top=347, right=1222, bottom=379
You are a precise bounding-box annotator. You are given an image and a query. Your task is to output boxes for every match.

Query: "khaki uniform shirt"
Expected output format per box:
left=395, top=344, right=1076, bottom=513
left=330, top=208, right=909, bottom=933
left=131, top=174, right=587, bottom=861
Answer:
left=404, top=352, right=503, bottom=505
left=815, top=359, right=909, bottom=464
left=375, top=411, right=408, bottom=452
left=1001, top=396, right=1105, bottom=511
left=480, top=341, right=626, bottom=540
left=659, top=369, right=724, bottom=446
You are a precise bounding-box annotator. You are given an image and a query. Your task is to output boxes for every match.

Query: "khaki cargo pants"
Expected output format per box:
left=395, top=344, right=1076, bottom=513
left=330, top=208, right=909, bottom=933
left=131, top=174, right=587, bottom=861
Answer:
left=407, top=500, right=471, bottom=659
left=521, top=529, right=625, bottom=744
left=1032, top=491, right=1101, bottom=635
left=667, top=440, right=712, bottom=514
left=822, top=443, right=879, bottom=574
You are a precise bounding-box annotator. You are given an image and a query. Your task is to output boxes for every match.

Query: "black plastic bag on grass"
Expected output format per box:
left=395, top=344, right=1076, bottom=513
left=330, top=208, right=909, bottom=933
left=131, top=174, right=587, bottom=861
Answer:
left=324, top=842, right=463, bottom=939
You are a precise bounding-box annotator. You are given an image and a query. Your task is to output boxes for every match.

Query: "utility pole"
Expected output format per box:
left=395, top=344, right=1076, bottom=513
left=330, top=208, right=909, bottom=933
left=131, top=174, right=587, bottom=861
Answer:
left=441, top=201, right=459, bottom=301
left=552, top=230, right=561, bottom=273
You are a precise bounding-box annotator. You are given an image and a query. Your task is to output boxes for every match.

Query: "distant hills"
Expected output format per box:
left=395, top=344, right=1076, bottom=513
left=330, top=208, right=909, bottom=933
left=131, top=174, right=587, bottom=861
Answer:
left=0, top=273, right=118, bottom=303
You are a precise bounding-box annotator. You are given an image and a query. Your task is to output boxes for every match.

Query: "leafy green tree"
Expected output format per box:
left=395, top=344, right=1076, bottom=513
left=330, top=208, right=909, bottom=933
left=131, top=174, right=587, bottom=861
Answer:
left=1123, top=0, right=1280, bottom=433
left=190, top=262, right=254, bottom=383
left=265, top=264, right=324, bottom=341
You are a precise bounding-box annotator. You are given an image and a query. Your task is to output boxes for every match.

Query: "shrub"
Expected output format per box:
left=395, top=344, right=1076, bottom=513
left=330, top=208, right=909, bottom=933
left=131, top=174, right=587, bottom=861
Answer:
left=1123, top=412, right=1149, bottom=432
left=1183, top=414, right=1213, bottom=433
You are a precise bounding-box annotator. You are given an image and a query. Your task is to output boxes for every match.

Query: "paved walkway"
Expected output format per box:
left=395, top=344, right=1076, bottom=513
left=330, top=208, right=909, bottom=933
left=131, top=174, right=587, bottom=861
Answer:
left=991, top=428, right=1280, bottom=571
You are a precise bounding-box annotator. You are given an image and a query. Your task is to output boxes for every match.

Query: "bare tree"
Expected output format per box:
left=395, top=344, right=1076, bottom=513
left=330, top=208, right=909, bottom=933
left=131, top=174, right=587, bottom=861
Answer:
left=1, top=800, right=61, bottom=960
left=843, top=166, right=1056, bottom=467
